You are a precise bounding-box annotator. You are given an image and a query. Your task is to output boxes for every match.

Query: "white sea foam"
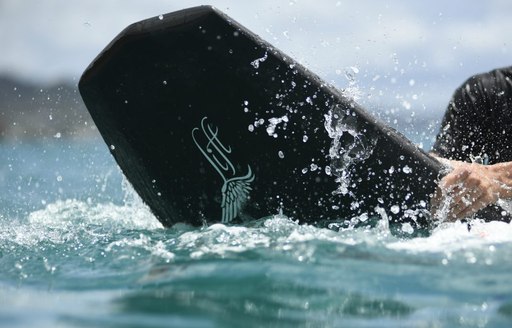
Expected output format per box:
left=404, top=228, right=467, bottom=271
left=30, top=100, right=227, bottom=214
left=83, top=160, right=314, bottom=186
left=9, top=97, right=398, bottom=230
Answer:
left=174, top=215, right=389, bottom=259
left=172, top=213, right=512, bottom=261
left=0, top=199, right=161, bottom=250
left=27, top=199, right=161, bottom=231
left=387, top=220, right=512, bottom=253
left=105, top=233, right=175, bottom=262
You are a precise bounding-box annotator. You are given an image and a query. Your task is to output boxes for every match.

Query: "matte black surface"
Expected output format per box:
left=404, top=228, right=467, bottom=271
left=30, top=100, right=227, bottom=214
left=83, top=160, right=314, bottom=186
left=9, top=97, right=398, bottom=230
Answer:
left=79, top=6, right=444, bottom=232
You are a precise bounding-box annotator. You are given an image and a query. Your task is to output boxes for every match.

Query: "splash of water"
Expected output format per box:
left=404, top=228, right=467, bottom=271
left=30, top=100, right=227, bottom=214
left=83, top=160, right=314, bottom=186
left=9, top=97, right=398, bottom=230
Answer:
left=1, top=176, right=162, bottom=249
left=341, top=66, right=363, bottom=101
left=250, top=51, right=268, bottom=69
left=266, top=115, right=289, bottom=137
left=323, top=104, right=378, bottom=196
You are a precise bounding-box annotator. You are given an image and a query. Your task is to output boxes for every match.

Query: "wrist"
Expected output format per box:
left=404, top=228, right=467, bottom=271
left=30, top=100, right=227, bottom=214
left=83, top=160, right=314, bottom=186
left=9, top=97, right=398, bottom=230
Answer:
left=489, top=162, right=512, bottom=199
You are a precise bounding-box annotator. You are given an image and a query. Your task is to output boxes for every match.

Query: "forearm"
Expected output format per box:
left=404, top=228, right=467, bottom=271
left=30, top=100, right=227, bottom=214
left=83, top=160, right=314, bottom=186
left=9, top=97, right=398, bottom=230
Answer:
left=431, top=153, right=512, bottom=198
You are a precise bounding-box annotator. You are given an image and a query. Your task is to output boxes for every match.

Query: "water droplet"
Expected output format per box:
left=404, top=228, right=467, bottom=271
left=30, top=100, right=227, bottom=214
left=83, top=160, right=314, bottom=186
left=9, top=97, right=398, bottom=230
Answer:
left=301, top=168, right=308, bottom=174
left=402, top=100, right=411, bottom=110
left=162, top=80, right=167, bottom=85
left=56, top=175, right=63, bottom=182
left=110, top=144, right=116, bottom=150
left=158, top=15, right=163, bottom=20
left=350, top=66, right=359, bottom=74
left=401, top=222, right=414, bottom=234
left=403, top=165, right=412, bottom=174
left=359, top=213, right=369, bottom=222
left=303, top=135, right=308, bottom=142
left=278, top=151, right=284, bottom=158
left=251, top=52, right=268, bottom=69
left=266, top=115, right=288, bottom=136
left=310, top=163, right=318, bottom=171
left=53, top=132, right=61, bottom=138
left=390, top=205, right=400, bottom=214
left=325, top=166, right=331, bottom=175
left=350, top=201, right=360, bottom=210
left=248, top=124, right=254, bottom=132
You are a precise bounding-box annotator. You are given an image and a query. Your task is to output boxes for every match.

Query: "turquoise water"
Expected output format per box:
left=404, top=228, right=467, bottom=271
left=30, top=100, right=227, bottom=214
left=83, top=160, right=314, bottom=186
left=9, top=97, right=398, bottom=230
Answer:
left=1, top=141, right=512, bottom=327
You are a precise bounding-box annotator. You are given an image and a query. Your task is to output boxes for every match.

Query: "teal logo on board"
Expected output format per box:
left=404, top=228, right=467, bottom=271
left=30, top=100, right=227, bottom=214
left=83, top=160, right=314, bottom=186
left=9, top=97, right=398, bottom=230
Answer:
left=192, top=117, right=254, bottom=223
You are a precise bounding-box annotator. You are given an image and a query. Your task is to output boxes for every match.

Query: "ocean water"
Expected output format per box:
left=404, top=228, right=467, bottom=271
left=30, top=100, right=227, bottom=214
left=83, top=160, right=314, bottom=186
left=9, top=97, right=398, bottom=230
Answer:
left=1, top=140, right=512, bottom=328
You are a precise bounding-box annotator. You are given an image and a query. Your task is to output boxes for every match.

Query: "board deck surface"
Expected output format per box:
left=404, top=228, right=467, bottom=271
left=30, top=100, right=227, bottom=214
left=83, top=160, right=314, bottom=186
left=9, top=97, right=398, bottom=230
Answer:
left=79, top=6, right=446, bottom=232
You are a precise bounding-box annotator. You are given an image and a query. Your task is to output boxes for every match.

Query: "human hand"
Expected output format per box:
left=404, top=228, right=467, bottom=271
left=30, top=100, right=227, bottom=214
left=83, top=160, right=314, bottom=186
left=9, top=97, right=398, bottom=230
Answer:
left=431, top=160, right=511, bottom=221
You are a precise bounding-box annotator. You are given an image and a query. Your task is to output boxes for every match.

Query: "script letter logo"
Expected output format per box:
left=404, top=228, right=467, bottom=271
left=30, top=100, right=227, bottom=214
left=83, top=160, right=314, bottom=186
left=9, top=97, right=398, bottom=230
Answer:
left=192, top=117, right=254, bottom=223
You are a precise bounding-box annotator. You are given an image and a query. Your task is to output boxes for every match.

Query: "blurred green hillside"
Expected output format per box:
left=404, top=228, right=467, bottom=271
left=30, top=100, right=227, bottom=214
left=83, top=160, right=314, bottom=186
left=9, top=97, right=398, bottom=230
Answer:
left=0, top=75, right=99, bottom=142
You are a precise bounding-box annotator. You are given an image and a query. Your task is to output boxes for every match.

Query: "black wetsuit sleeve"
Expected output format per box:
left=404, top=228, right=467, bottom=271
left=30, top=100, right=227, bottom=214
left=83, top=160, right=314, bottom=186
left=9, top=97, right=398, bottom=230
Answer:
left=432, top=75, right=490, bottom=162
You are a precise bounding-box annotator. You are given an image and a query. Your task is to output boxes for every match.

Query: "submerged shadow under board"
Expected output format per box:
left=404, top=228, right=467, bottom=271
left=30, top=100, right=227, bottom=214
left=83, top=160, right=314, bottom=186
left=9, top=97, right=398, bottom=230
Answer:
left=79, top=6, right=445, bottom=234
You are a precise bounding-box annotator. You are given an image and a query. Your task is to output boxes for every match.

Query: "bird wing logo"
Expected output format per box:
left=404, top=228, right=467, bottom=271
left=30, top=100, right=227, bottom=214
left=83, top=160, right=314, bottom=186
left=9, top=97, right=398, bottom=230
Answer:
left=192, top=117, right=254, bottom=223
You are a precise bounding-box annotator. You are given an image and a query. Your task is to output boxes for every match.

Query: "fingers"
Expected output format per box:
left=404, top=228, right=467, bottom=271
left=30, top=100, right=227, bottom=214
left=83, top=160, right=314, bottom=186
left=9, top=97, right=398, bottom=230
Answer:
left=450, top=183, right=483, bottom=212
left=447, top=190, right=483, bottom=220
left=430, top=185, right=442, bottom=209
left=431, top=169, right=469, bottom=221
left=452, top=192, right=493, bottom=219
left=432, top=164, right=497, bottom=221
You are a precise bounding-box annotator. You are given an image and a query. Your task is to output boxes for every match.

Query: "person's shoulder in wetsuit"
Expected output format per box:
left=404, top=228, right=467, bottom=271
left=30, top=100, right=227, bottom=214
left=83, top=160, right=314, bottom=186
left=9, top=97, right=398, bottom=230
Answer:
left=431, top=66, right=512, bottom=221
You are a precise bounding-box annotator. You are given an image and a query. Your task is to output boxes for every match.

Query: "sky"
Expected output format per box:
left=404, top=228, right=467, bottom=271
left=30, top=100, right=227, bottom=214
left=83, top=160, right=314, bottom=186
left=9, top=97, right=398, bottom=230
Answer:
left=1, top=0, right=511, bottom=116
